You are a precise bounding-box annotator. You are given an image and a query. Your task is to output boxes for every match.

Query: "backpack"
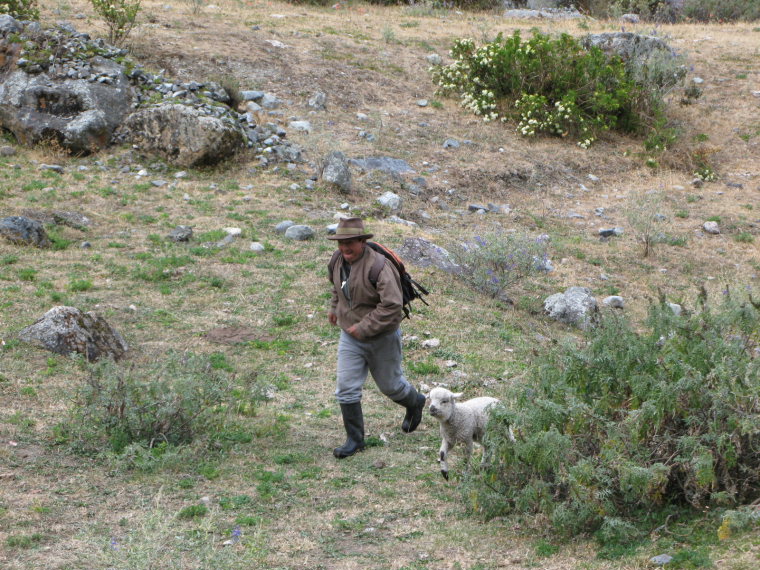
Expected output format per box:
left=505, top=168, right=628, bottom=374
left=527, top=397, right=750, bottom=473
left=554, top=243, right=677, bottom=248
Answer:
left=328, top=241, right=429, bottom=319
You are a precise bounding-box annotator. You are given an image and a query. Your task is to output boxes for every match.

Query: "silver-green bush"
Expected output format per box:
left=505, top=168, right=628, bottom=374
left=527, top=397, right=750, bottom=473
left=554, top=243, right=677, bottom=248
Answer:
left=471, top=289, right=760, bottom=542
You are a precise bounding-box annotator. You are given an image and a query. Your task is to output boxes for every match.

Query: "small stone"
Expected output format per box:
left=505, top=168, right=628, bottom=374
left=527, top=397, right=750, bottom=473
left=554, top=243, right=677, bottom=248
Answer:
left=702, top=221, right=720, bottom=234
left=426, top=54, right=443, bottom=66
left=80, top=241, right=91, bottom=249
left=650, top=554, right=673, bottom=566
left=224, top=227, right=242, bottom=237
left=0, top=146, right=16, bottom=157
left=416, top=99, right=428, bottom=107
left=421, top=338, right=440, bottom=349
left=275, top=220, right=295, bottom=234
left=39, top=164, right=64, bottom=173
left=308, top=91, right=327, bottom=110
left=603, top=295, right=625, bottom=309
left=167, top=225, right=193, bottom=242
left=377, top=191, right=402, bottom=211
left=443, top=139, right=460, bottom=149
left=289, top=120, right=311, bottom=133
left=284, top=224, right=314, bottom=240
left=174, top=171, right=188, bottom=179
left=151, top=180, right=167, bottom=187
left=250, top=242, right=265, bottom=252
left=598, top=228, right=621, bottom=238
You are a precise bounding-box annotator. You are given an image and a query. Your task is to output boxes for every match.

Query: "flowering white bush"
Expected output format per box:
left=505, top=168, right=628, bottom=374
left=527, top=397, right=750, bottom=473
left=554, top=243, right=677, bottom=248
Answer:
left=431, top=31, right=650, bottom=149
left=0, top=0, right=39, bottom=20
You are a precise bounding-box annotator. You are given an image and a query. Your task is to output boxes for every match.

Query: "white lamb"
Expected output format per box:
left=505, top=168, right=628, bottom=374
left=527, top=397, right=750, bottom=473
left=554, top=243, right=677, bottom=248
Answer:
left=428, top=387, right=500, bottom=480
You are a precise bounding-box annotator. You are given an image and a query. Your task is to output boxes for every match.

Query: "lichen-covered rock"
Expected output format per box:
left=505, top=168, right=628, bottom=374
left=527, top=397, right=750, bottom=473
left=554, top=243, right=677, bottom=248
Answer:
left=396, top=237, right=462, bottom=275
left=0, top=56, right=136, bottom=154
left=120, top=103, right=245, bottom=167
left=544, top=286, right=598, bottom=329
left=320, top=151, right=352, bottom=194
left=18, top=306, right=128, bottom=361
left=0, top=216, right=51, bottom=247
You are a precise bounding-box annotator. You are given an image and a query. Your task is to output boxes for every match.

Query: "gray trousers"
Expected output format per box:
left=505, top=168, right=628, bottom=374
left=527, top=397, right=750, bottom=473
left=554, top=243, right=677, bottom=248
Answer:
left=336, top=329, right=413, bottom=405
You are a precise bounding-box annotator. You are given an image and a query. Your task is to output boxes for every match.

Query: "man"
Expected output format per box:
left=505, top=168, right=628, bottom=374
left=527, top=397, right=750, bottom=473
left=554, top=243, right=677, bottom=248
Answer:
left=327, top=217, right=426, bottom=458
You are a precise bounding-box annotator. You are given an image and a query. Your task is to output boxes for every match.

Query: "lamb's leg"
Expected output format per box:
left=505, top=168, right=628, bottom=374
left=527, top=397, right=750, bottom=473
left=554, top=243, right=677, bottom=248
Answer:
left=438, top=439, right=451, bottom=480
left=463, top=440, right=474, bottom=463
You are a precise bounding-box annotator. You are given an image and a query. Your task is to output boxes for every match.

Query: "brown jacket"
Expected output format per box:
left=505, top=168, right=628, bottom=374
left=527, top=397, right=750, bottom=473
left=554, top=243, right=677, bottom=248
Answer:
left=329, top=246, right=403, bottom=340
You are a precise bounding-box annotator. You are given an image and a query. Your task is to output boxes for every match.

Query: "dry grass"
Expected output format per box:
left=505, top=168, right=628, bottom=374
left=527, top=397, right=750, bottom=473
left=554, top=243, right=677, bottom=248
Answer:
left=1, top=1, right=758, bottom=568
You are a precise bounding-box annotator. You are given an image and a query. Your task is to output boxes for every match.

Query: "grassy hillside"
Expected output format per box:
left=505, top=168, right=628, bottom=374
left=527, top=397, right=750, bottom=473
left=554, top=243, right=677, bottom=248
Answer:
left=1, top=1, right=758, bottom=568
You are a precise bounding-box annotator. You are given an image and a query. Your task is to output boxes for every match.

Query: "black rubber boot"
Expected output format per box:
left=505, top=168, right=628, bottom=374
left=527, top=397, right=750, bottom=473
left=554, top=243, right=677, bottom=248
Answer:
left=333, top=402, right=366, bottom=459
left=396, top=387, right=426, bottom=433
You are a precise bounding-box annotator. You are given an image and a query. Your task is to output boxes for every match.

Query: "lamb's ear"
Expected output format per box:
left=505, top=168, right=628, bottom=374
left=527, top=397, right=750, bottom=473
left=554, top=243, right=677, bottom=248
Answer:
left=451, top=392, right=463, bottom=400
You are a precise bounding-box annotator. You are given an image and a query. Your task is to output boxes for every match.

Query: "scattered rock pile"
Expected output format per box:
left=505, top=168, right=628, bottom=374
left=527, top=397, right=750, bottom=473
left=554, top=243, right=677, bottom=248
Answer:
left=0, top=16, right=302, bottom=167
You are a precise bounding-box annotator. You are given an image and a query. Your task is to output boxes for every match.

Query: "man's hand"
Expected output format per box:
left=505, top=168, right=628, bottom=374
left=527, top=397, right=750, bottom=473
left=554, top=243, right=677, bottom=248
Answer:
left=328, top=311, right=337, bottom=326
left=346, top=325, right=359, bottom=338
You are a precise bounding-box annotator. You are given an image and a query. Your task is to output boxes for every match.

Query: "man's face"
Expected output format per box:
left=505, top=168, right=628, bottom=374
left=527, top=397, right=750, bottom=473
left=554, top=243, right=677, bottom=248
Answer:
left=337, top=238, right=366, bottom=264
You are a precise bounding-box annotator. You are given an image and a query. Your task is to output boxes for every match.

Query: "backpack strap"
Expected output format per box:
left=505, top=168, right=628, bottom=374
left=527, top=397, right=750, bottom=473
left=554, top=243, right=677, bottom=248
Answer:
left=329, top=247, right=387, bottom=289
left=368, top=250, right=387, bottom=287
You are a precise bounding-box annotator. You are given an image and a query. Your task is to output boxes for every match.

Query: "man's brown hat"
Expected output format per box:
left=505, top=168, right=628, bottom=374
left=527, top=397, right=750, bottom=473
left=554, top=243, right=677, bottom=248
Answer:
left=327, top=217, right=374, bottom=240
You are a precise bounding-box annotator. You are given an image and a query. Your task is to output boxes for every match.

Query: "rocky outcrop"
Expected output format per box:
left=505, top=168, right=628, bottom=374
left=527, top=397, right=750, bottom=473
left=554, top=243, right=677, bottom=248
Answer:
left=0, top=56, right=136, bottom=153
left=18, top=306, right=129, bottom=361
left=0, top=17, right=298, bottom=167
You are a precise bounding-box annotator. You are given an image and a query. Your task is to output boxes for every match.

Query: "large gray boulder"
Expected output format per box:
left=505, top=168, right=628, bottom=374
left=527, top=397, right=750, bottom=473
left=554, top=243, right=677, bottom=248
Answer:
left=0, top=57, right=136, bottom=154
left=320, top=151, right=352, bottom=194
left=397, top=237, right=462, bottom=275
left=349, top=156, right=415, bottom=176
left=18, top=306, right=129, bottom=361
left=0, top=216, right=51, bottom=247
left=0, top=15, right=23, bottom=35
left=119, top=103, right=246, bottom=167
left=544, top=286, right=598, bottom=329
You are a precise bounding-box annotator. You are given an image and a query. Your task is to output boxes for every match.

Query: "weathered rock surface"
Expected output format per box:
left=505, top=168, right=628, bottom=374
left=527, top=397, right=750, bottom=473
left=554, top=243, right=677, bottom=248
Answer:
left=321, top=151, right=352, bottom=193
left=544, top=286, right=598, bottom=329
left=119, top=104, right=245, bottom=167
left=0, top=17, right=296, bottom=166
left=396, top=237, right=462, bottom=274
left=349, top=156, right=415, bottom=176
left=0, top=58, right=136, bottom=153
left=0, top=216, right=51, bottom=247
left=18, top=306, right=128, bottom=361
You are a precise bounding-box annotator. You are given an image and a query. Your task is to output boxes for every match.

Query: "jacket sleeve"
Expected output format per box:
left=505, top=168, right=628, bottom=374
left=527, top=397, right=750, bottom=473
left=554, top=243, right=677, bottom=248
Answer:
left=353, top=261, right=403, bottom=339
left=329, top=261, right=339, bottom=313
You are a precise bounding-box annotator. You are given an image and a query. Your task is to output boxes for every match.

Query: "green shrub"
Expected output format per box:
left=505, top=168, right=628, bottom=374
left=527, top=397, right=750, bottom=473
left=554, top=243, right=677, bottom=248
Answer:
left=450, top=231, right=551, bottom=301
left=470, top=290, right=760, bottom=540
left=682, top=0, right=760, bottom=22
left=89, top=0, right=141, bottom=46
left=177, top=504, right=208, bottom=519
left=58, top=352, right=246, bottom=455
left=432, top=31, right=650, bottom=148
left=0, top=0, right=39, bottom=20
